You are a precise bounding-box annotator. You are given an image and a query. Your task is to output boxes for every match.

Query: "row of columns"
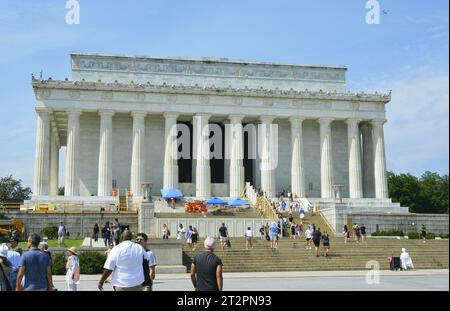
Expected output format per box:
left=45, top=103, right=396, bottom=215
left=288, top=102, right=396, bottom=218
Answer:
left=33, top=110, right=388, bottom=200
left=289, top=117, right=388, bottom=199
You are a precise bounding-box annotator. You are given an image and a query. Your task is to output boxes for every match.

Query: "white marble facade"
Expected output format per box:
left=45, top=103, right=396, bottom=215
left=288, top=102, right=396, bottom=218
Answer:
left=31, top=53, right=391, bottom=201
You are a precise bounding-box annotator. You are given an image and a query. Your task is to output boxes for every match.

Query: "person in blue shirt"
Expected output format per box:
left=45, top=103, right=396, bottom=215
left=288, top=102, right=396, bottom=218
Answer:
left=16, top=234, right=55, bottom=291
left=6, top=247, right=21, bottom=290
left=269, top=222, right=278, bottom=250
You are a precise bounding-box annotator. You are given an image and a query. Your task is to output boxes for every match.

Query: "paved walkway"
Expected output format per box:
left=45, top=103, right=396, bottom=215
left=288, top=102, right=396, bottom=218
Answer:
left=81, top=237, right=106, bottom=247
left=53, top=269, right=449, bottom=291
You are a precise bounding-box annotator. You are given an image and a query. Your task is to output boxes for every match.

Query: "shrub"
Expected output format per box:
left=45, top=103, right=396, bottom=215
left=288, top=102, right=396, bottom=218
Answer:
left=52, top=252, right=67, bottom=275
left=439, top=233, right=449, bottom=239
left=42, top=226, right=58, bottom=239
left=78, top=251, right=105, bottom=274
left=407, top=231, right=420, bottom=239
left=371, top=230, right=404, bottom=237
left=426, top=232, right=436, bottom=239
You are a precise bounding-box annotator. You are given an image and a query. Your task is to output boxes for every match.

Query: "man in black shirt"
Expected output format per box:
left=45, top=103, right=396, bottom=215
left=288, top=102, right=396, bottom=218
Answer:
left=218, top=223, right=228, bottom=250
left=190, top=237, right=223, bottom=291
left=312, top=228, right=322, bottom=257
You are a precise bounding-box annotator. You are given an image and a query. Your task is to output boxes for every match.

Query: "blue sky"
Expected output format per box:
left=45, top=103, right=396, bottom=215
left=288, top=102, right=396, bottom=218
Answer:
left=0, top=0, right=448, bottom=188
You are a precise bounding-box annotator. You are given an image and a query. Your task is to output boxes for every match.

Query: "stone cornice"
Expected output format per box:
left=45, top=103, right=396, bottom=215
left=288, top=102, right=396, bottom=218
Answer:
left=32, top=78, right=391, bottom=103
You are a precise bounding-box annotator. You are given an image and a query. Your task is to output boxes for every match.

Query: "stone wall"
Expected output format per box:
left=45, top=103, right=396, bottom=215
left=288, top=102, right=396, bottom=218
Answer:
left=351, top=213, right=449, bottom=235
left=319, top=202, right=449, bottom=236
left=5, top=211, right=138, bottom=238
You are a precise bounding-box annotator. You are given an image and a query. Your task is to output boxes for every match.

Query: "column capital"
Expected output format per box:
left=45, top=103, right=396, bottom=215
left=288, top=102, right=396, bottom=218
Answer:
left=195, top=113, right=211, bottom=119
left=229, top=114, right=244, bottom=122
left=163, top=112, right=179, bottom=119
left=66, top=109, right=82, bottom=117
left=131, top=111, right=147, bottom=118
left=98, top=109, right=115, bottom=117
left=345, top=118, right=363, bottom=125
left=260, top=116, right=275, bottom=124
left=371, top=119, right=387, bottom=126
left=35, top=107, right=51, bottom=114
left=318, top=117, right=334, bottom=125
left=288, top=116, right=306, bottom=123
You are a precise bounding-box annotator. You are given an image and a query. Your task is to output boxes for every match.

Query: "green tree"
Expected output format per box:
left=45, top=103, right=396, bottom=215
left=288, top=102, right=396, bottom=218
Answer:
left=0, top=175, right=32, bottom=202
left=388, top=171, right=449, bottom=214
left=387, top=172, right=422, bottom=212
left=419, top=171, right=449, bottom=214
left=58, top=187, right=65, bottom=195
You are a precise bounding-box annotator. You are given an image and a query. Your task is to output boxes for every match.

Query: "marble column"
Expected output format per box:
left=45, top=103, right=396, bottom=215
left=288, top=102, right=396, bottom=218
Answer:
left=229, top=115, right=245, bottom=197
left=33, top=110, right=51, bottom=196
left=319, top=118, right=334, bottom=198
left=361, top=123, right=375, bottom=198
left=372, top=119, right=389, bottom=199
left=49, top=128, right=60, bottom=196
left=194, top=114, right=211, bottom=198
left=97, top=110, right=114, bottom=196
left=130, top=112, right=146, bottom=196
left=163, top=112, right=179, bottom=189
left=260, top=116, right=276, bottom=198
left=289, top=117, right=305, bottom=198
left=64, top=110, right=81, bottom=196
left=346, top=118, right=363, bottom=198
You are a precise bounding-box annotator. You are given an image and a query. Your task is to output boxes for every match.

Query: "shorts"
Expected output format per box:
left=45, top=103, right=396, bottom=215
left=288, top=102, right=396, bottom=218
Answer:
left=269, top=235, right=277, bottom=241
left=323, top=242, right=330, bottom=247
left=187, top=238, right=192, bottom=243
left=306, top=238, right=311, bottom=241
left=313, top=240, right=320, bottom=247
left=245, top=236, right=252, bottom=241
left=220, top=236, right=228, bottom=242
left=192, top=236, right=198, bottom=243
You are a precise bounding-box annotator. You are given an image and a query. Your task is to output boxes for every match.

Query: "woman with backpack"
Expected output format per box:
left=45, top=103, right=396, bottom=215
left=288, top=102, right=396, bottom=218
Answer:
left=66, top=247, right=80, bottom=291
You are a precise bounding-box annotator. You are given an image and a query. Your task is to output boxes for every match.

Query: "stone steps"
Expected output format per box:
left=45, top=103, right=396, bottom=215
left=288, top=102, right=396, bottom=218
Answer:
left=182, top=238, right=449, bottom=272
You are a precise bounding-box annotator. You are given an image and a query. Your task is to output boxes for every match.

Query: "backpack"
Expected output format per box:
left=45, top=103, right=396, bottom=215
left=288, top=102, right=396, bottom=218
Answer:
left=167, top=229, right=171, bottom=237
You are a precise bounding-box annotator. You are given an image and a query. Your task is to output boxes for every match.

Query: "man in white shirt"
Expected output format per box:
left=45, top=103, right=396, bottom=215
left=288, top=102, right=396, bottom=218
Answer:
left=98, top=230, right=149, bottom=291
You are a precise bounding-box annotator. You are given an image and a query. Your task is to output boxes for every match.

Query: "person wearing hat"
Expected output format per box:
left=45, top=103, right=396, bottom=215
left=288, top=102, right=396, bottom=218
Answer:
left=66, top=247, right=80, bottom=291
left=0, top=243, right=13, bottom=291
left=190, top=237, right=223, bottom=291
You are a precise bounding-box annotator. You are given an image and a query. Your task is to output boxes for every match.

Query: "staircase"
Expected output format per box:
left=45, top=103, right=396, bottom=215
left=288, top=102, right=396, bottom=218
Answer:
left=183, top=237, right=449, bottom=273
left=118, top=195, right=128, bottom=211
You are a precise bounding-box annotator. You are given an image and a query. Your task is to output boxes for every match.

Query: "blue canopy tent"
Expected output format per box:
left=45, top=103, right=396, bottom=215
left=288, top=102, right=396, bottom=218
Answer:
left=227, top=197, right=250, bottom=206
left=160, top=188, right=183, bottom=199
left=204, top=197, right=228, bottom=205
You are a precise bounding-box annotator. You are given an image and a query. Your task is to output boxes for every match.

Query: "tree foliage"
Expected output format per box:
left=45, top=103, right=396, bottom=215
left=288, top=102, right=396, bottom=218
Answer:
left=388, top=171, right=449, bottom=214
left=0, top=175, right=32, bottom=202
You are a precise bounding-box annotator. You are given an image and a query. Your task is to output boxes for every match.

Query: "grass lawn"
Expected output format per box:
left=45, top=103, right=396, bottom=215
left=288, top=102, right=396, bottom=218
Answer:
left=18, top=239, right=83, bottom=249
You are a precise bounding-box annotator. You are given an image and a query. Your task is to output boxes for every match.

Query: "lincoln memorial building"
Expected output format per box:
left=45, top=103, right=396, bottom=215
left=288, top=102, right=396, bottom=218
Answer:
left=27, top=52, right=402, bottom=209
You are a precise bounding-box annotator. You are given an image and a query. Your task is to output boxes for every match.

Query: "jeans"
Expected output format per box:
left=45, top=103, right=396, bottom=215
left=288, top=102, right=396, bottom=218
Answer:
left=58, top=235, right=65, bottom=247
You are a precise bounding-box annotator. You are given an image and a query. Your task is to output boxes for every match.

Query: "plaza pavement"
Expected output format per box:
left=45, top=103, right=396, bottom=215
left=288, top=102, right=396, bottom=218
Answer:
left=52, top=269, right=449, bottom=291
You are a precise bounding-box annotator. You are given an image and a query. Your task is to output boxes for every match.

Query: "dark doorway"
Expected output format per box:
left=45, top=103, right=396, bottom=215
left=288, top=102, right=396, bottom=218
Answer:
left=178, top=121, right=192, bottom=183
left=210, top=122, right=224, bottom=183
left=243, top=124, right=254, bottom=185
